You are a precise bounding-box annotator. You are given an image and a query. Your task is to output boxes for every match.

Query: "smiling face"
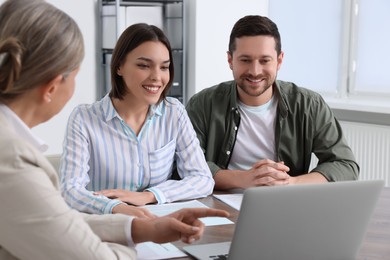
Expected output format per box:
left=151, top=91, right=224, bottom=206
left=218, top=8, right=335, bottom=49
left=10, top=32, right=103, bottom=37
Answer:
left=117, top=41, right=170, bottom=107
left=228, top=35, right=283, bottom=106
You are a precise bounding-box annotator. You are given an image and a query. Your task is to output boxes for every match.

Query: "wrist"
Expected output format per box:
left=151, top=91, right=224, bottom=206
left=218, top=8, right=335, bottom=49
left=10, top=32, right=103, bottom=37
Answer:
left=132, top=218, right=153, bottom=243
left=288, top=176, right=298, bottom=185
left=112, top=203, right=134, bottom=214
left=112, top=203, right=126, bottom=214
left=143, top=190, right=157, bottom=204
left=214, top=169, right=243, bottom=190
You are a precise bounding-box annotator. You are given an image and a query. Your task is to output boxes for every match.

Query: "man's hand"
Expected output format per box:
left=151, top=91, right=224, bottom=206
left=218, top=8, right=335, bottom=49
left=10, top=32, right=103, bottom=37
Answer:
left=112, top=203, right=156, bottom=219
left=95, top=189, right=157, bottom=205
left=214, top=159, right=290, bottom=190
left=131, top=208, right=230, bottom=244
left=249, top=159, right=290, bottom=186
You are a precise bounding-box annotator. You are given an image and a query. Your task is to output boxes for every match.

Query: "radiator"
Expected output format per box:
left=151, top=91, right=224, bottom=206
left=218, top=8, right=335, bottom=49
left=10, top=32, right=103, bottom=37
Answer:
left=310, top=121, right=390, bottom=187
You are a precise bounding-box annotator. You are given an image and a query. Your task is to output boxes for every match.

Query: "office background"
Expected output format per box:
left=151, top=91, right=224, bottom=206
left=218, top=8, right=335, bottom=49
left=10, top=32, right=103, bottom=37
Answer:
left=1, top=0, right=389, bottom=186
left=7, top=0, right=265, bottom=156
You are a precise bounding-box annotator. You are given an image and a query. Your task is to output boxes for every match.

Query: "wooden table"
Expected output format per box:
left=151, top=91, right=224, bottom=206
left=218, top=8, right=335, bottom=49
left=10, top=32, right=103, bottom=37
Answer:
left=172, top=188, right=390, bottom=260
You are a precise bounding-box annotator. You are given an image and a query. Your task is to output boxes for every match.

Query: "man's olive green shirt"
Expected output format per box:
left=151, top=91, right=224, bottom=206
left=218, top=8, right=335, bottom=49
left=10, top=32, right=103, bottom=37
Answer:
left=186, top=80, right=359, bottom=181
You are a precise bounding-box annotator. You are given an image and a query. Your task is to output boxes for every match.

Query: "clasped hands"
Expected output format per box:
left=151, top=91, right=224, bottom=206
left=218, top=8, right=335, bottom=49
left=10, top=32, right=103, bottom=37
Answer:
left=241, top=158, right=292, bottom=188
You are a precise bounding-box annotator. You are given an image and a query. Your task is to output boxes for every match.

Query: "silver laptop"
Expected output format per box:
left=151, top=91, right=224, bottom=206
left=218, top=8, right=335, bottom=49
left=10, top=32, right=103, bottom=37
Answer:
left=183, top=180, right=384, bottom=260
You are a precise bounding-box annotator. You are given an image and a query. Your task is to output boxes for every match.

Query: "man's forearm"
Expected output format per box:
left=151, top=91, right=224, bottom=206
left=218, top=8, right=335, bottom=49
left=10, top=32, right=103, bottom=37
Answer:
left=214, top=169, right=245, bottom=190
left=290, top=172, right=328, bottom=184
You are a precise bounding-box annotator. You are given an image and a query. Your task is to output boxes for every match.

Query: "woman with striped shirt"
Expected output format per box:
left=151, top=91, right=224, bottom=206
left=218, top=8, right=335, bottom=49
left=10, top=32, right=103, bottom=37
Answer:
left=60, top=23, right=214, bottom=217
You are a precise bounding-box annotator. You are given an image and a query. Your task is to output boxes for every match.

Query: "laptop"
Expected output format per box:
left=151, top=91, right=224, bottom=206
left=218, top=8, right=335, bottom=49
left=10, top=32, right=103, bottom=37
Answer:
left=183, top=180, right=384, bottom=260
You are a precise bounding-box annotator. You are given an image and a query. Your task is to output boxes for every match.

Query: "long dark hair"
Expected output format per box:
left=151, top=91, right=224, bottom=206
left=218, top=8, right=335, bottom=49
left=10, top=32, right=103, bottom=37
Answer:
left=109, top=23, right=174, bottom=103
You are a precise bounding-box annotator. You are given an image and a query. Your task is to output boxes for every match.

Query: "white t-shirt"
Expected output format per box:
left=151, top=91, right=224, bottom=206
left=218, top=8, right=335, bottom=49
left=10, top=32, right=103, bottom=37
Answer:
left=228, top=95, right=278, bottom=170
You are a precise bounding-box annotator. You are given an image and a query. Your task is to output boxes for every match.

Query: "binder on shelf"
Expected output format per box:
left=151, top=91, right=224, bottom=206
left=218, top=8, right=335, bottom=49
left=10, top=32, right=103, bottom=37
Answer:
left=125, top=6, right=163, bottom=29
left=169, top=51, right=183, bottom=97
left=102, top=5, right=126, bottom=49
left=165, top=2, right=183, bottom=49
left=103, top=53, right=112, bottom=94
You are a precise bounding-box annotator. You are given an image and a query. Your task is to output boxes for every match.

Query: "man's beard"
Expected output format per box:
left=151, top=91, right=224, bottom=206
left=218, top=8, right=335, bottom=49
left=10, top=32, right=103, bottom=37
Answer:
left=237, top=80, right=273, bottom=97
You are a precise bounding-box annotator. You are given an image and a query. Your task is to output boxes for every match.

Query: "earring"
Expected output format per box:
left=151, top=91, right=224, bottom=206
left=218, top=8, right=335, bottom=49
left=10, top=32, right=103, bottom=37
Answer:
left=47, top=95, right=52, bottom=103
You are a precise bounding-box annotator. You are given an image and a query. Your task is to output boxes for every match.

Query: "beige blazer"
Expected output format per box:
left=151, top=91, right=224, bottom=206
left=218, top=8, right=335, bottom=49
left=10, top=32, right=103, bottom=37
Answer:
left=0, top=112, right=137, bottom=260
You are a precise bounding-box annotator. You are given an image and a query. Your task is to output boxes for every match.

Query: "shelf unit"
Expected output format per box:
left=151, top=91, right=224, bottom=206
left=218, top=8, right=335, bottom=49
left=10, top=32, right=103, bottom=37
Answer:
left=97, top=0, right=186, bottom=103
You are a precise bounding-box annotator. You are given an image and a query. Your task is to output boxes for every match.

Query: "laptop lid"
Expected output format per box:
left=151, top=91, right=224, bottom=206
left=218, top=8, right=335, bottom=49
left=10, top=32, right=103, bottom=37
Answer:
left=183, top=180, right=384, bottom=260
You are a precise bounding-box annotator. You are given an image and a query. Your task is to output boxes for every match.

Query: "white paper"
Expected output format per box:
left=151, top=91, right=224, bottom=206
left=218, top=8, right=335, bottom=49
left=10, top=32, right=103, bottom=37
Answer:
left=213, top=194, right=243, bottom=211
left=142, top=200, right=233, bottom=226
left=136, top=242, right=186, bottom=260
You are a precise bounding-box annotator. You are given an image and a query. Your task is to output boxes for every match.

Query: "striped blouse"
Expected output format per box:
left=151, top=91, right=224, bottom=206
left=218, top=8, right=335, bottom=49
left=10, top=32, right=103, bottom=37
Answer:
left=60, top=95, right=214, bottom=214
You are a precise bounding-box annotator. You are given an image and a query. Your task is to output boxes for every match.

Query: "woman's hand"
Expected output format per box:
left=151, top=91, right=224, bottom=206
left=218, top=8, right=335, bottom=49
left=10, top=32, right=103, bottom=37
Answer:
left=112, top=203, right=156, bottom=219
left=132, top=208, right=230, bottom=244
left=95, top=189, right=157, bottom=205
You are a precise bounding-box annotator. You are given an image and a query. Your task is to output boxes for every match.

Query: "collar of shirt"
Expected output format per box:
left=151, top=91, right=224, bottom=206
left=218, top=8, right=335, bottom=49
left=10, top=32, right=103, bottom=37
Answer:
left=101, top=94, right=163, bottom=122
left=237, top=94, right=276, bottom=113
left=0, top=103, right=48, bottom=152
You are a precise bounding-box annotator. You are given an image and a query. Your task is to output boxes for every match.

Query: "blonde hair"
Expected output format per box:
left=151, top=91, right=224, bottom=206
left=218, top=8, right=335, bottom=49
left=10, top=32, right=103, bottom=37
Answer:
left=0, top=0, right=84, bottom=101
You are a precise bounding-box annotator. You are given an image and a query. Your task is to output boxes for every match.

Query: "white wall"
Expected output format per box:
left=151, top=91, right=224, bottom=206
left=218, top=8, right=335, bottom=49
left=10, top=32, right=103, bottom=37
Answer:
left=185, top=0, right=269, bottom=98
left=0, top=0, right=97, bottom=155
left=31, top=0, right=97, bottom=155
